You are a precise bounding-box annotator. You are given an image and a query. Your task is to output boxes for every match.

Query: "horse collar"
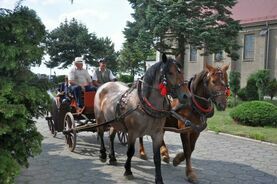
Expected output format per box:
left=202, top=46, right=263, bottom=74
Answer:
left=189, top=76, right=214, bottom=114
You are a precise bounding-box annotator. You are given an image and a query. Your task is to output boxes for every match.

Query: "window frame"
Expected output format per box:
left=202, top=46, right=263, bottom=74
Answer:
left=243, top=34, right=255, bottom=61
left=189, top=45, right=197, bottom=62
left=214, top=50, right=224, bottom=62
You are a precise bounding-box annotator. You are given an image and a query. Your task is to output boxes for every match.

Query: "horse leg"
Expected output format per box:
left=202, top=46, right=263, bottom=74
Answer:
left=152, top=133, right=164, bottom=184
left=172, top=133, right=186, bottom=167
left=180, top=132, right=199, bottom=183
left=124, top=135, right=136, bottom=179
left=108, top=127, right=117, bottom=165
left=160, top=140, right=170, bottom=163
left=97, top=116, right=107, bottom=162
left=138, top=137, right=148, bottom=160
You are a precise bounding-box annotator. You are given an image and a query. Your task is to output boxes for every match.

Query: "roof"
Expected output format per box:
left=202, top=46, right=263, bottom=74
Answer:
left=231, top=0, right=277, bottom=24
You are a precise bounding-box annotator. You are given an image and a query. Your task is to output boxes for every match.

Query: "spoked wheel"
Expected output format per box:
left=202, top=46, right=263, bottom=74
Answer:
left=64, top=112, right=76, bottom=152
left=117, top=131, right=128, bottom=145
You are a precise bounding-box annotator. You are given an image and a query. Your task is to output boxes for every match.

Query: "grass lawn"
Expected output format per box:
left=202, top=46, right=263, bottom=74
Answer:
left=207, top=108, right=277, bottom=144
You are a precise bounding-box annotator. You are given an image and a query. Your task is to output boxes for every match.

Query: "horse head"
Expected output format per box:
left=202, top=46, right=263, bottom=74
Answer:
left=160, top=54, right=190, bottom=105
left=204, top=63, right=229, bottom=111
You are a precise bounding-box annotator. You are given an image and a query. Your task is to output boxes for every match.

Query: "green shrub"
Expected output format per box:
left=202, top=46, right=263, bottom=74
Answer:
left=118, top=74, right=134, bottom=83
left=245, top=77, right=259, bottom=100
left=230, top=101, right=277, bottom=127
left=227, top=96, right=242, bottom=108
left=237, top=88, right=247, bottom=101
left=266, top=79, right=277, bottom=100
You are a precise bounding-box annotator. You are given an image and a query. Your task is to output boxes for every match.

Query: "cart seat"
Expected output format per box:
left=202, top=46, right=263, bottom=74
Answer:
left=83, top=91, right=96, bottom=114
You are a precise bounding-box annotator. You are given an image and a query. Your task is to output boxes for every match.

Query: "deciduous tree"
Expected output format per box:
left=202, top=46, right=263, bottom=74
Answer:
left=45, top=18, right=117, bottom=69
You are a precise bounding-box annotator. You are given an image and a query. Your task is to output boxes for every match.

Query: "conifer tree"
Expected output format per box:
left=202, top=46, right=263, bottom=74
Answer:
left=0, top=6, right=49, bottom=183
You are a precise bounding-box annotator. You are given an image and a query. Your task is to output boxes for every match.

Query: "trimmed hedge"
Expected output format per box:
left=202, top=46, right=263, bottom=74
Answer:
left=230, top=101, right=277, bottom=127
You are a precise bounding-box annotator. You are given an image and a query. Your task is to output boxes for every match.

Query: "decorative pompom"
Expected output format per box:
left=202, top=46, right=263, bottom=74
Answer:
left=225, top=87, right=231, bottom=97
left=159, top=83, right=167, bottom=96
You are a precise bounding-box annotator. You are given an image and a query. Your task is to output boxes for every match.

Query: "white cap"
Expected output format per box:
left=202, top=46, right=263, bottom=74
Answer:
left=74, top=57, right=84, bottom=64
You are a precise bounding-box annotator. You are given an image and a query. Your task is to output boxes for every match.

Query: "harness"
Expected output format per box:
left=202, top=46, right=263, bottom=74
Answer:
left=184, top=68, right=229, bottom=133
left=137, top=79, right=171, bottom=118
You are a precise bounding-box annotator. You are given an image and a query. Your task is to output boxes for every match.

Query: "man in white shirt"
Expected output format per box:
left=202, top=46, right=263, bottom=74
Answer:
left=68, top=57, right=96, bottom=108
left=91, top=58, right=116, bottom=87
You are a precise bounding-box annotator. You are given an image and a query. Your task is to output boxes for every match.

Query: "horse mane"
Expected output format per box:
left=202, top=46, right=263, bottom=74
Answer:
left=144, top=61, right=163, bottom=86
left=143, top=57, right=176, bottom=97
left=192, top=70, right=208, bottom=92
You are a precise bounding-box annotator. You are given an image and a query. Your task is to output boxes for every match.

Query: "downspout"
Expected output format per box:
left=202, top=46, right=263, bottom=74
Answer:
left=265, top=21, right=270, bottom=69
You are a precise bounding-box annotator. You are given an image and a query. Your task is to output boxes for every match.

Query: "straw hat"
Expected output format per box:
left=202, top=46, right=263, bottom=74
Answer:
left=74, top=57, right=84, bottom=64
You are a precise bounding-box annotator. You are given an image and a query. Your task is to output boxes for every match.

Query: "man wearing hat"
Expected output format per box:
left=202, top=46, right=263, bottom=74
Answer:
left=68, top=57, right=96, bottom=109
left=91, top=58, right=116, bottom=87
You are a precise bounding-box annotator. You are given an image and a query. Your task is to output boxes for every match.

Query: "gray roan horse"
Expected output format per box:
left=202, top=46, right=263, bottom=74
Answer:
left=138, top=63, right=230, bottom=183
left=94, top=54, right=189, bottom=184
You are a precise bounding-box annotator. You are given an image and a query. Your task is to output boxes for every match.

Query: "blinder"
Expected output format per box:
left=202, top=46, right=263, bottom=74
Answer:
left=159, top=61, right=188, bottom=103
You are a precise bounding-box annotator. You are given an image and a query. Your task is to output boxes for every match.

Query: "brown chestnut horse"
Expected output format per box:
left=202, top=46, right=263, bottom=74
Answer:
left=139, top=63, right=230, bottom=183
left=94, top=54, right=190, bottom=184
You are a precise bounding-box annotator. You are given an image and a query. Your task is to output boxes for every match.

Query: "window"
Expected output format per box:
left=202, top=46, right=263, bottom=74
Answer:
left=243, top=34, right=255, bottom=60
left=190, top=46, right=197, bottom=62
left=214, top=51, right=223, bottom=62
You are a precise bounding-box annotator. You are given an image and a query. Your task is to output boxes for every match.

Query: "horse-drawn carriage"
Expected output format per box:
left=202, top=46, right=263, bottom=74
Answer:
left=45, top=87, right=128, bottom=152
left=45, top=54, right=230, bottom=184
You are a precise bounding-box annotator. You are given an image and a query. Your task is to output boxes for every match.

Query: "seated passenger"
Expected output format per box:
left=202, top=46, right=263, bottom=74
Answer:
left=91, top=58, right=117, bottom=87
left=68, top=57, right=96, bottom=109
left=56, top=75, right=70, bottom=106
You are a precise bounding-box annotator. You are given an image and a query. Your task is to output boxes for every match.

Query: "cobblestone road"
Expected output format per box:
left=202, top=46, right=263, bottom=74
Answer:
left=16, top=118, right=277, bottom=184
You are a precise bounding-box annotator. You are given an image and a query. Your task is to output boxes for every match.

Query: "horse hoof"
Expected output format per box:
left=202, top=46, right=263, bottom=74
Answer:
left=173, top=157, right=180, bottom=166
left=187, top=171, right=198, bottom=183
left=162, top=156, right=170, bottom=164
left=139, top=154, right=148, bottom=160
left=109, top=159, right=117, bottom=166
left=155, top=179, right=164, bottom=184
left=124, top=172, right=134, bottom=180
left=99, top=155, right=107, bottom=163
left=173, top=152, right=185, bottom=166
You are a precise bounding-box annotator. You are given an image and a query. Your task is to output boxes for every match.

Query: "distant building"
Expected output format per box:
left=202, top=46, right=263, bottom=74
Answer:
left=157, top=0, right=277, bottom=87
left=230, top=0, right=277, bottom=86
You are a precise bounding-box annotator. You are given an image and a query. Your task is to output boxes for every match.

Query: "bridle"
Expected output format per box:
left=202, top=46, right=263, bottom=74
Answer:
left=202, top=68, right=230, bottom=102
left=137, top=60, right=188, bottom=118
left=159, top=60, right=188, bottom=98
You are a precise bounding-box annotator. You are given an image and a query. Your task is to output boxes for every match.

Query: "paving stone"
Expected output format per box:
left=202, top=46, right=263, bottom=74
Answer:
left=15, top=118, right=277, bottom=184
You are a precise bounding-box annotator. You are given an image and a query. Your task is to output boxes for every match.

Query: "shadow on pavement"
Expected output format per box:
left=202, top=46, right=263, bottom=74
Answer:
left=16, top=121, right=277, bottom=184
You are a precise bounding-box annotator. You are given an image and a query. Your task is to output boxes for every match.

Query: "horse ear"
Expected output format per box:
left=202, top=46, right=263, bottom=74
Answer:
left=205, top=63, right=214, bottom=73
left=222, top=63, right=230, bottom=72
left=162, top=53, right=167, bottom=63
left=175, top=53, right=181, bottom=62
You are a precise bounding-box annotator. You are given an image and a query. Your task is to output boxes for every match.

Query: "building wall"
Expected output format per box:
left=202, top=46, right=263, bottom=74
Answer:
left=235, top=27, right=266, bottom=87
left=156, top=21, right=277, bottom=86
left=232, top=21, right=277, bottom=87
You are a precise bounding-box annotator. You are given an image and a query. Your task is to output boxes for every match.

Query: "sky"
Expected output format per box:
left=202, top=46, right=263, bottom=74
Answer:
left=1, top=0, right=134, bottom=75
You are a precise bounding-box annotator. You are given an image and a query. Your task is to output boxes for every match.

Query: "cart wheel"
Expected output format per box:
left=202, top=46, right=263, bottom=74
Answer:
left=64, top=112, right=76, bottom=152
left=117, top=131, right=128, bottom=145
left=47, top=119, right=57, bottom=137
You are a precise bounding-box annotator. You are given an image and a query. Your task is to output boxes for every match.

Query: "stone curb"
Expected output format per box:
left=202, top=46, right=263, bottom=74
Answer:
left=207, top=130, right=277, bottom=147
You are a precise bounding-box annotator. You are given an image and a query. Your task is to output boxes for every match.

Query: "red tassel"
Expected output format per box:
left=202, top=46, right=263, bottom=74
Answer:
left=159, top=83, right=167, bottom=96
left=225, top=87, right=231, bottom=97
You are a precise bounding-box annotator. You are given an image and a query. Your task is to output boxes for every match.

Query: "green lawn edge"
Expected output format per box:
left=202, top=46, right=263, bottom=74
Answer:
left=207, top=108, right=277, bottom=144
